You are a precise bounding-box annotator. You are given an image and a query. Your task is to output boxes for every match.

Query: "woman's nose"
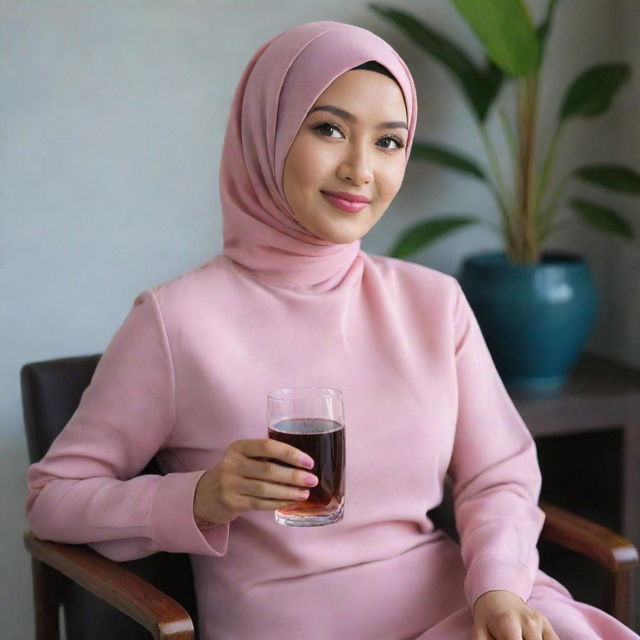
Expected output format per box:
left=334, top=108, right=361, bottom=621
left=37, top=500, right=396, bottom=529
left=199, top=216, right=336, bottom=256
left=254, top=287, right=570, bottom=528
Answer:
left=337, top=144, right=373, bottom=185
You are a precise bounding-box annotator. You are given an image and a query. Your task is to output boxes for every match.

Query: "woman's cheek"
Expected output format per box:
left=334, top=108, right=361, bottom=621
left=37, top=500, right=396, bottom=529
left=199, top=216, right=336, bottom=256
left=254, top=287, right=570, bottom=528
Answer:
left=388, top=162, right=406, bottom=196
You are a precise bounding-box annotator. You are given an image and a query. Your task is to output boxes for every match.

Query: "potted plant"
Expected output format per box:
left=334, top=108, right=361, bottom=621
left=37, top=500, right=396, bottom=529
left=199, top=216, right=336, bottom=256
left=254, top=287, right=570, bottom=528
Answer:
left=370, top=0, right=639, bottom=389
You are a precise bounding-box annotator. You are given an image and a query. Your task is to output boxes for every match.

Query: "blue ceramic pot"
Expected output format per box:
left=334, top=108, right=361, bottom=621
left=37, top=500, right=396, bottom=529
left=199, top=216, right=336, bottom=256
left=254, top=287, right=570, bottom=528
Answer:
left=459, top=252, right=597, bottom=390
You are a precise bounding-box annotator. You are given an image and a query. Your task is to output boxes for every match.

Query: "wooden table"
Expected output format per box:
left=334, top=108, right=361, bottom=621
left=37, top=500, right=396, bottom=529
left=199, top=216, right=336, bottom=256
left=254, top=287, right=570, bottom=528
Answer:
left=509, top=353, right=640, bottom=627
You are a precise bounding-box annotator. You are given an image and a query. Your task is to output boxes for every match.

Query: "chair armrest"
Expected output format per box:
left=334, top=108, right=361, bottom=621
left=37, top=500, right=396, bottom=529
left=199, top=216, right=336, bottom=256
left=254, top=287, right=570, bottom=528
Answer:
left=540, top=502, right=639, bottom=573
left=24, top=531, right=194, bottom=640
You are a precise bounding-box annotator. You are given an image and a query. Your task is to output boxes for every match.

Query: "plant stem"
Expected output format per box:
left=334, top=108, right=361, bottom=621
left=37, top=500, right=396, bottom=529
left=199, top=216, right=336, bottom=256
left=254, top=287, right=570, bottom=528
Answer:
left=515, top=74, right=541, bottom=263
left=478, top=124, right=517, bottom=257
left=479, top=125, right=512, bottom=211
left=538, top=171, right=571, bottom=240
left=534, top=122, right=565, bottom=225
left=487, top=179, right=517, bottom=256
left=499, top=106, right=518, bottom=170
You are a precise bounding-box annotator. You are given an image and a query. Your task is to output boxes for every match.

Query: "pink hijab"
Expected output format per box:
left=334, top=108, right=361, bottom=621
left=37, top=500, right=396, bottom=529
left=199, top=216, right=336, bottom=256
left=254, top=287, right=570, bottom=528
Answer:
left=219, top=21, right=418, bottom=290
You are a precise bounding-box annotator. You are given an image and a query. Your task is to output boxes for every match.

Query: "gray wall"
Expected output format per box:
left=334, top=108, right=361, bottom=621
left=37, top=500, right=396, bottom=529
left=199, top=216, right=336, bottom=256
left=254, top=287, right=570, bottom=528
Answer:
left=2, top=1, right=638, bottom=637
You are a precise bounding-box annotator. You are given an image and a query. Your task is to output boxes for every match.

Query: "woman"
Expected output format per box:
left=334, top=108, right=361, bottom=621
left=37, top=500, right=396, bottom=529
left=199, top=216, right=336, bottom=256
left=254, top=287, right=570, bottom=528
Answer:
left=26, top=20, right=638, bottom=640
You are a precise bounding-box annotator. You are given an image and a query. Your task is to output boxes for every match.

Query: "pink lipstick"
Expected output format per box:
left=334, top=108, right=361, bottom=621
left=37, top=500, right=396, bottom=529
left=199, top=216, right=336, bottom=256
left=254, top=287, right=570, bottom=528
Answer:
left=321, top=191, right=370, bottom=213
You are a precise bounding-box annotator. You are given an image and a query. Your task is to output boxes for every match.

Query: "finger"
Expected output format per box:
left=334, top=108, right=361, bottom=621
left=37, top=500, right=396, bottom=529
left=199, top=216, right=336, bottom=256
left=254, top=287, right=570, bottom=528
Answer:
left=489, top=614, right=522, bottom=640
left=217, top=473, right=306, bottom=512
left=542, top=619, right=560, bottom=640
left=521, top=614, right=545, bottom=640
left=471, top=625, right=491, bottom=640
left=238, top=438, right=315, bottom=469
left=240, top=457, right=318, bottom=488
left=235, top=494, right=306, bottom=512
left=237, top=477, right=311, bottom=503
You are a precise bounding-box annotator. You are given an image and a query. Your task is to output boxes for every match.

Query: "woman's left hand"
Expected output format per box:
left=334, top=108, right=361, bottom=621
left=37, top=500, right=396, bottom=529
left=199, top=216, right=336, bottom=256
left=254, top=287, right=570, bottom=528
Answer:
left=472, top=590, right=559, bottom=640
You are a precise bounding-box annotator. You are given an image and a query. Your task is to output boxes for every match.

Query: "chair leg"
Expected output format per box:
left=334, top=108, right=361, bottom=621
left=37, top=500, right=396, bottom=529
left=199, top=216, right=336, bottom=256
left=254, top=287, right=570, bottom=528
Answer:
left=605, top=569, right=635, bottom=628
left=32, top=558, right=63, bottom=640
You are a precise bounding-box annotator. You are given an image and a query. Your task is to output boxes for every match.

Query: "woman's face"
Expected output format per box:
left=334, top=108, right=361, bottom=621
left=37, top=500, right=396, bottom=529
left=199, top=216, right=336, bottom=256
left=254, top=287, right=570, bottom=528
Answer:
left=282, top=69, right=408, bottom=244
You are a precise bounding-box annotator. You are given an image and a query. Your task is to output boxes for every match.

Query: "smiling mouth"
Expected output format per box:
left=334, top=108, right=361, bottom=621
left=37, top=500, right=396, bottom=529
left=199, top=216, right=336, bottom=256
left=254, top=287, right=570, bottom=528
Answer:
left=321, top=192, right=369, bottom=213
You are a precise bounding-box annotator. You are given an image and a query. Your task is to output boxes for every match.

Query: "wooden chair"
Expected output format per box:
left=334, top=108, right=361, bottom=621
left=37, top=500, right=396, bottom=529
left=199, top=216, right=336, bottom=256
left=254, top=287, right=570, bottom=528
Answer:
left=22, top=355, right=639, bottom=639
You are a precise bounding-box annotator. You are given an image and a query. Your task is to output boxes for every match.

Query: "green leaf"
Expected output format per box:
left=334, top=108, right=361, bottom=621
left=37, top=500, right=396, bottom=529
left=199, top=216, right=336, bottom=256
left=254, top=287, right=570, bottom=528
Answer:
left=537, top=0, right=559, bottom=55
left=451, top=0, right=541, bottom=75
left=410, top=141, right=487, bottom=180
left=570, top=199, right=634, bottom=239
left=388, top=217, right=480, bottom=258
left=484, top=56, right=505, bottom=93
left=369, top=4, right=503, bottom=121
left=559, top=64, right=631, bottom=122
left=574, top=164, right=640, bottom=194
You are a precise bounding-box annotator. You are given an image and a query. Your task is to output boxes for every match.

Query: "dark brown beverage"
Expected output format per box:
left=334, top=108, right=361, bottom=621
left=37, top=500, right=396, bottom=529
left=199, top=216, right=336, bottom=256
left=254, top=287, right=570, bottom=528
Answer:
left=268, top=418, right=345, bottom=517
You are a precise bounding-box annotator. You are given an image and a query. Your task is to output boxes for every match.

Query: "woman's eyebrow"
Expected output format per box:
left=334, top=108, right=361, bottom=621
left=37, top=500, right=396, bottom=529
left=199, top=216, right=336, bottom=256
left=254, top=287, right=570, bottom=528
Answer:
left=308, top=105, right=408, bottom=130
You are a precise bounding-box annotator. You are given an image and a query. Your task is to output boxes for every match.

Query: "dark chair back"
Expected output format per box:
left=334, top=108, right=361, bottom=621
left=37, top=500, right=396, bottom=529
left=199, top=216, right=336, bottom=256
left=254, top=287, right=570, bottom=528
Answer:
left=22, top=355, right=199, bottom=640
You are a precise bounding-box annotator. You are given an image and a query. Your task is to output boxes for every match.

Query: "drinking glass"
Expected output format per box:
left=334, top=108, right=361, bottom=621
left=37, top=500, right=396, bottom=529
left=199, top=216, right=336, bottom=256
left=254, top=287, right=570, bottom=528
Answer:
left=267, top=387, right=345, bottom=527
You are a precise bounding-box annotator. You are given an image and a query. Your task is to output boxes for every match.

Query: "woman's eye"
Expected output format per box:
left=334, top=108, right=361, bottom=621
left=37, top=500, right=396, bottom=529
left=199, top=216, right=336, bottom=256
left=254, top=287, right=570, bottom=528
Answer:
left=377, top=136, right=405, bottom=151
left=310, top=121, right=405, bottom=150
left=312, top=121, right=343, bottom=138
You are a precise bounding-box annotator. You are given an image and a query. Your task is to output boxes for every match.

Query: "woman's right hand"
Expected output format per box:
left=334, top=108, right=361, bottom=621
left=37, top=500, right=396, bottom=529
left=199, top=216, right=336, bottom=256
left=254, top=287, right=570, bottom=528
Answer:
left=193, top=438, right=318, bottom=527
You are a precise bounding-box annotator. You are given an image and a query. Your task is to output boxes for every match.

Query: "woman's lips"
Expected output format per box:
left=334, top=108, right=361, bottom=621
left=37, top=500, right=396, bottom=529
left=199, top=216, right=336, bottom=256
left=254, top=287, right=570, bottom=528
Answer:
left=321, top=192, right=369, bottom=213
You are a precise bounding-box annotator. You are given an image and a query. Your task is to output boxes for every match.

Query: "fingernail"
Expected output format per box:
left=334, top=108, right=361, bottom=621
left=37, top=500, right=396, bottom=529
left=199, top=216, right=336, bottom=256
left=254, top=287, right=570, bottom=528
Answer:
left=303, top=474, right=318, bottom=487
left=299, top=454, right=314, bottom=469
left=298, top=490, right=310, bottom=500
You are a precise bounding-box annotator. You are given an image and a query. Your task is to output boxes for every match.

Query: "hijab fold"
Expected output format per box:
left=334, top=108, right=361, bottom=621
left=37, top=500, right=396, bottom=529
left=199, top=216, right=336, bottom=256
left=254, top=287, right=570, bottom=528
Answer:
left=219, top=21, right=418, bottom=291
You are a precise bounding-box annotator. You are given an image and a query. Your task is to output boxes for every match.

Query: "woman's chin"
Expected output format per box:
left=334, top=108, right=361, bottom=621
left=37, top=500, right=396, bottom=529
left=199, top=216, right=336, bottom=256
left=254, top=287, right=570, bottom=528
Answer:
left=316, top=228, right=364, bottom=245
left=314, top=217, right=375, bottom=244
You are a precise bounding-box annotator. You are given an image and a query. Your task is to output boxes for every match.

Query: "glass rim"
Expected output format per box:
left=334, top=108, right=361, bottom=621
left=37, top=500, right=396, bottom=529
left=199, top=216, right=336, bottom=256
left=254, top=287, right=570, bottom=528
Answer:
left=267, top=387, right=343, bottom=402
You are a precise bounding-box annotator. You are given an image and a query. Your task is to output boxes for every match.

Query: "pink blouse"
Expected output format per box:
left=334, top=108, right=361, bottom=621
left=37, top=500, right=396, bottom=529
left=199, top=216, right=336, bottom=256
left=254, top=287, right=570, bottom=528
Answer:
left=26, top=252, right=549, bottom=638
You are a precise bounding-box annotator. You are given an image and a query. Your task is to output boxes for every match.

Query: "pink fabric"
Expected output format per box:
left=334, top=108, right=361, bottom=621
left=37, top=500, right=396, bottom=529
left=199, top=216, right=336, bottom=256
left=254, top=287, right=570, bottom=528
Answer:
left=26, top=21, right=638, bottom=639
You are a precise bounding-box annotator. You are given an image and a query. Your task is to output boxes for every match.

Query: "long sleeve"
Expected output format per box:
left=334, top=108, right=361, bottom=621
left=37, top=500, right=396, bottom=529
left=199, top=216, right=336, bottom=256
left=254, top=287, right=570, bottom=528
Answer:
left=448, top=282, right=544, bottom=609
left=25, top=290, right=229, bottom=561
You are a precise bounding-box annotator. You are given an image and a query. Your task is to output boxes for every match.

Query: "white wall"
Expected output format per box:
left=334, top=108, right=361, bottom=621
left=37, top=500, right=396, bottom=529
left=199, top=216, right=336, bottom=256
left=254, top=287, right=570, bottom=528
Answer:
left=2, top=1, right=638, bottom=637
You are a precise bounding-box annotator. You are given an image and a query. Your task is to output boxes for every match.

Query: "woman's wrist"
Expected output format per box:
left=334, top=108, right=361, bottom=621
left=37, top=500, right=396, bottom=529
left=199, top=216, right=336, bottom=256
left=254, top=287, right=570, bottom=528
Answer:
left=473, top=589, right=524, bottom=614
left=193, top=468, right=230, bottom=528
